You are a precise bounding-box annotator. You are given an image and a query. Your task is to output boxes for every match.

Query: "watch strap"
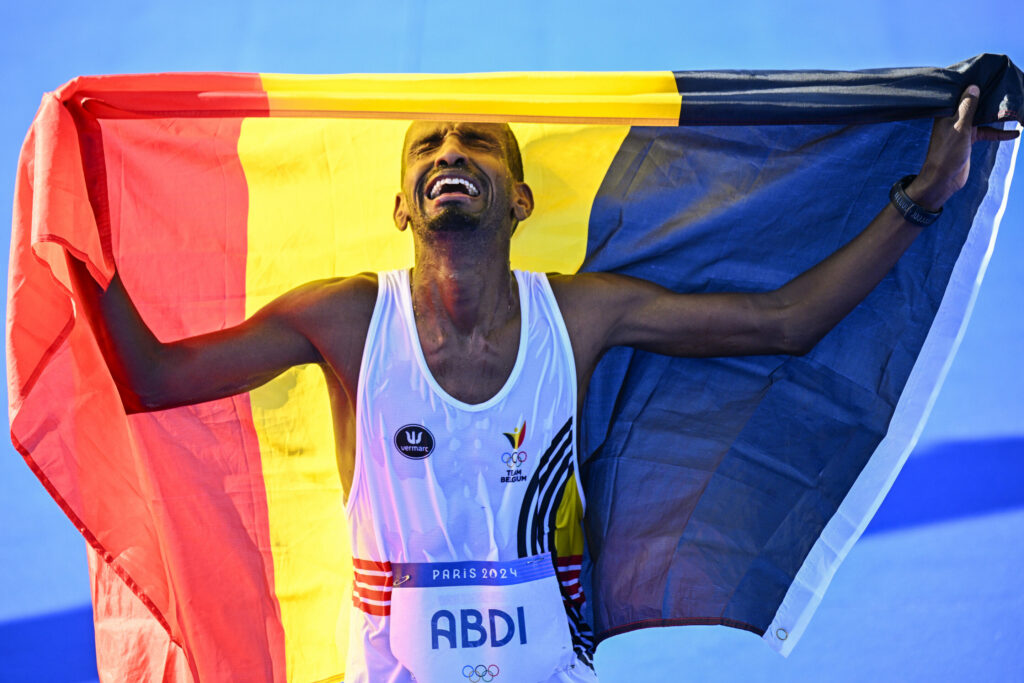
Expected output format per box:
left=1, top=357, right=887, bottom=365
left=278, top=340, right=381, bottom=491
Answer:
left=889, top=174, right=942, bottom=227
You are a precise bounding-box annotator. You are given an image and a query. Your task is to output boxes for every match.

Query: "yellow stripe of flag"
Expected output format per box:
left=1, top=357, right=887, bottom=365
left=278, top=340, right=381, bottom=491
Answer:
left=241, top=74, right=637, bottom=680
left=261, top=71, right=681, bottom=125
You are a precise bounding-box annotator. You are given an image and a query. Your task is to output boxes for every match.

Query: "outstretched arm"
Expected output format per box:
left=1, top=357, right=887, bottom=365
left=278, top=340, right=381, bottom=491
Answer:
left=554, top=85, right=1019, bottom=372
left=68, top=258, right=358, bottom=412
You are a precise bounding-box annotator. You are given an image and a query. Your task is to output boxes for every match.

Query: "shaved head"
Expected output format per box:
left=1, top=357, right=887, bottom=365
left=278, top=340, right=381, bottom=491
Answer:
left=395, top=120, right=535, bottom=238
left=401, top=121, right=524, bottom=184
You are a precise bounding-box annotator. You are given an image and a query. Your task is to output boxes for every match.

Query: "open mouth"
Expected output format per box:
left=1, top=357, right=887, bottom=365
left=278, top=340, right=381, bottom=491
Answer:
left=426, top=173, right=481, bottom=200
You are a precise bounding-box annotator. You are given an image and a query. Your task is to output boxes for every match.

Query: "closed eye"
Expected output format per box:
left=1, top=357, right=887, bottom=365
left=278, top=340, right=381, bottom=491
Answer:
left=459, top=132, right=498, bottom=149
left=411, top=134, right=444, bottom=155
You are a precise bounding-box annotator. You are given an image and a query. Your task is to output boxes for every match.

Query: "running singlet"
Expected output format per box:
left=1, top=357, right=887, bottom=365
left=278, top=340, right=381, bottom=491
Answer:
left=345, top=269, right=597, bottom=683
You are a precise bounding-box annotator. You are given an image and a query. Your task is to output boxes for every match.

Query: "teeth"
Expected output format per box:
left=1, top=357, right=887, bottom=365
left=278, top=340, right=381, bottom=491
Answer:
left=428, top=176, right=479, bottom=199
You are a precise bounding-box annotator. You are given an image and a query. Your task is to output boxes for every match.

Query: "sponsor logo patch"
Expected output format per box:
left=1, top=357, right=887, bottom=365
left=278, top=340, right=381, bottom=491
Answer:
left=394, top=424, right=435, bottom=459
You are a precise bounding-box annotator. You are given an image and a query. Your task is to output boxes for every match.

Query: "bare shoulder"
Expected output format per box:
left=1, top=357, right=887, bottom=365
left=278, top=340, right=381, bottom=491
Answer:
left=546, top=271, right=661, bottom=321
left=266, top=272, right=379, bottom=385
left=545, top=272, right=657, bottom=366
left=279, top=272, right=379, bottom=324
left=546, top=271, right=646, bottom=302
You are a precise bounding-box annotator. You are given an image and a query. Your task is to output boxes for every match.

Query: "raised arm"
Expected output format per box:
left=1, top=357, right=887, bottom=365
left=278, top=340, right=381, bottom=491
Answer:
left=553, top=85, right=1019, bottom=376
left=69, top=257, right=373, bottom=412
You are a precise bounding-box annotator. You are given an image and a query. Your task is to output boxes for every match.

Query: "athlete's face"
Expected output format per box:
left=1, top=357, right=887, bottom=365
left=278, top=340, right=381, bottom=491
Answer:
left=394, top=122, right=532, bottom=236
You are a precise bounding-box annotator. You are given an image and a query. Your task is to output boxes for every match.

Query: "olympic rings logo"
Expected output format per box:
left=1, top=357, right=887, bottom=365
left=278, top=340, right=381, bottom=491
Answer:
left=462, top=664, right=500, bottom=682
left=501, top=451, right=527, bottom=467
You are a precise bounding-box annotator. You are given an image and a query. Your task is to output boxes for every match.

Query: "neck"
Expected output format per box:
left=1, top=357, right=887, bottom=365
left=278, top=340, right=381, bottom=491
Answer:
left=409, top=230, right=517, bottom=337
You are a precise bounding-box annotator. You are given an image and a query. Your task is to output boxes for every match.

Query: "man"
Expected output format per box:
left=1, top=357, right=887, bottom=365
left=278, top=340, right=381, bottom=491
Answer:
left=72, top=85, right=1016, bottom=682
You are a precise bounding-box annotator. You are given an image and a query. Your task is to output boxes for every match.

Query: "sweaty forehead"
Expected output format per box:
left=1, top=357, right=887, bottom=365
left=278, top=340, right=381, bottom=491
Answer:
left=400, top=120, right=523, bottom=184
left=402, top=121, right=509, bottom=156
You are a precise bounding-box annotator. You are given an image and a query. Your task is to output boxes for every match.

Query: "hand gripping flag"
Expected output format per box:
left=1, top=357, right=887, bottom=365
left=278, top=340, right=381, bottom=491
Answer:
left=8, top=55, right=1022, bottom=682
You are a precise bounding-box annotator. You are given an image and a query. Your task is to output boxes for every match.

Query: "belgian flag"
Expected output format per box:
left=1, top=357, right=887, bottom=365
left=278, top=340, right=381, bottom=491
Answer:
left=8, top=55, right=1021, bottom=681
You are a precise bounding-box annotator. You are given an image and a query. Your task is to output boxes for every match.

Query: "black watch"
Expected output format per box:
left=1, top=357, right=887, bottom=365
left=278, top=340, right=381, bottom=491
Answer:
left=889, top=175, right=942, bottom=227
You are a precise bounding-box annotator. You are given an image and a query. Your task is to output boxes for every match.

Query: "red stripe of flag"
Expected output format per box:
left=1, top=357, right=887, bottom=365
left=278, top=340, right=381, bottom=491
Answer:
left=8, top=73, right=284, bottom=681
left=100, top=110, right=284, bottom=679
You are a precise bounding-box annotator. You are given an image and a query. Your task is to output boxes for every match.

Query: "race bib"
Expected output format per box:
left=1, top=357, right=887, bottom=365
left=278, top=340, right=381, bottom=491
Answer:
left=389, top=554, right=573, bottom=683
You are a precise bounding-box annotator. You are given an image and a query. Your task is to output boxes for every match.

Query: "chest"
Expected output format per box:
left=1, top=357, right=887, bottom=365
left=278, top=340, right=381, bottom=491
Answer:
left=417, top=320, right=521, bottom=405
left=352, top=272, right=580, bottom=555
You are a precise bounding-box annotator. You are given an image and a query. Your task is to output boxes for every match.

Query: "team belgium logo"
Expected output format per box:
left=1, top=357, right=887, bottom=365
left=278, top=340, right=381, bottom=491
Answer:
left=500, top=422, right=527, bottom=483
left=394, top=424, right=435, bottom=459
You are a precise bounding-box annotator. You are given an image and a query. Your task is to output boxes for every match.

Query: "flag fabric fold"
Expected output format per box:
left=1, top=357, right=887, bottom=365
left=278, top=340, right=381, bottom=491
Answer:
left=8, top=55, right=1021, bottom=681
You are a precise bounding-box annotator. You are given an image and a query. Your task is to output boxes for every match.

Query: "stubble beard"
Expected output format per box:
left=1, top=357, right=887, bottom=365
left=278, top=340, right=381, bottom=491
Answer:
left=424, top=204, right=482, bottom=233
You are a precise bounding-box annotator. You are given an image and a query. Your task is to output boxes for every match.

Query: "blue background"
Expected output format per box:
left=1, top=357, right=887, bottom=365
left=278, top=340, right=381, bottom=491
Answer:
left=2, top=2, right=1022, bottom=681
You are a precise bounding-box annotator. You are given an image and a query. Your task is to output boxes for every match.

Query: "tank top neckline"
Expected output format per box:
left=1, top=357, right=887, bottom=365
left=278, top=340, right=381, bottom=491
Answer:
left=397, top=269, right=530, bottom=412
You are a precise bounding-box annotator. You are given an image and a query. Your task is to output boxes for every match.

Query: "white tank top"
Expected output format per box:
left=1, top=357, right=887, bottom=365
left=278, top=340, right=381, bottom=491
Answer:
left=344, top=269, right=596, bottom=683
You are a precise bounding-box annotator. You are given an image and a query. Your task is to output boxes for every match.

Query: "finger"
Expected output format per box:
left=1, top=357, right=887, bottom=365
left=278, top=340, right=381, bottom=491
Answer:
left=954, top=85, right=981, bottom=134
left=974, top=126, right=1020, bottom=142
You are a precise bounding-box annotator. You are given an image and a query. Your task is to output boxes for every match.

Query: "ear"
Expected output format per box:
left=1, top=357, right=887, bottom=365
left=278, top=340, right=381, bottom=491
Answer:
left=511, top=182, right=534, bottom=222
left=393, top=193, right=410, bottom=231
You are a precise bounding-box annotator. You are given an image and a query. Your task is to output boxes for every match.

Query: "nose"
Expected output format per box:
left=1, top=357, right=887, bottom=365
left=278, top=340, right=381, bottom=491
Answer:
left=433, top=135, right=467, bottom=169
